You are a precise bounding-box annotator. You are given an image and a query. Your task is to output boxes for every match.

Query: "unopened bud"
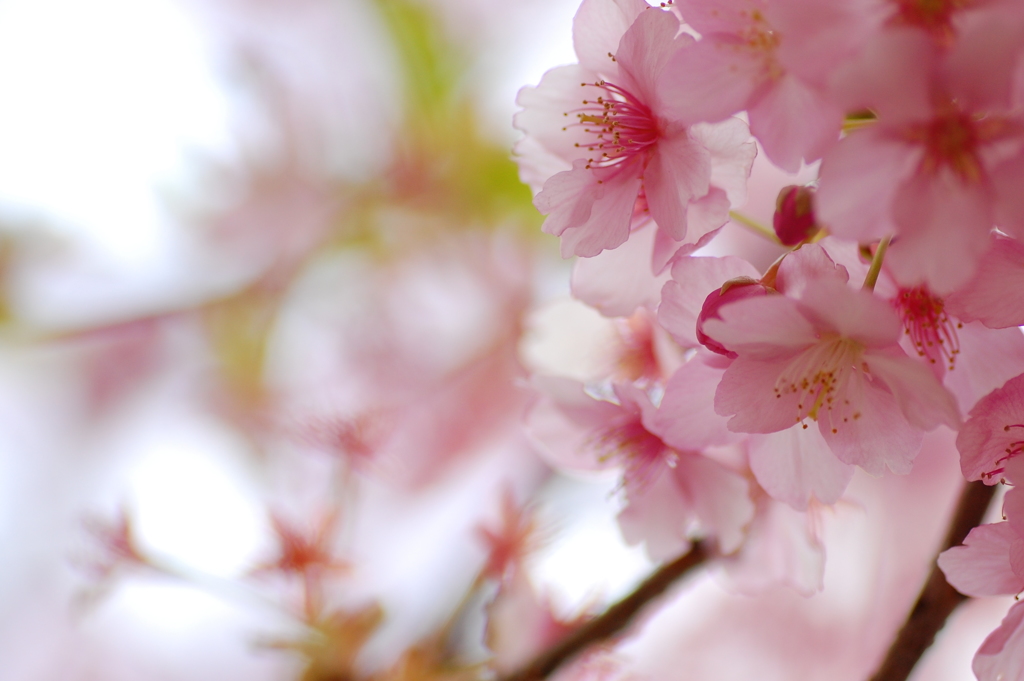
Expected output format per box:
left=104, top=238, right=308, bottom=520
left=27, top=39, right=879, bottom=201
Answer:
left=773, top=185, right=819, bottom=246
left=696, top=277, right=768, bottom=358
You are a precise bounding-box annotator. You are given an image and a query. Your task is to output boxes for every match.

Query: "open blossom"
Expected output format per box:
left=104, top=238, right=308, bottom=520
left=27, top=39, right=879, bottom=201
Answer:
left=817, top=22, right=1024, bottom=293
left=957, top=373, right=1024, bottom=483
left=525, top=377, right=753, bottom=557
left=659, top=0, right=857, bottom=170
left=704, top=277, right=961, bottom=475
left=514, top=0, right=755, bottom=259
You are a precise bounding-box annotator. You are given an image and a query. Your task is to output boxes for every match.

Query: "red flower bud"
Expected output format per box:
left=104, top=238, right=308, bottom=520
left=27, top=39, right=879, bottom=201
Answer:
left=773, top=185, right=819, bottom=246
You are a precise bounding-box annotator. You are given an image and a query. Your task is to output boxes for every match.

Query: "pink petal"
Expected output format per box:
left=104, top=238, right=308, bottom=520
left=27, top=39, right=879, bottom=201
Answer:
left=944, top=322, right=1024, bottom=415
left=524, top=376, right=624, bottom=472
left=974, top=600, right=1024, bottom=681
left=675, top=0, right=766, bottom=35
left=795, top=279, right=902, bottom=347
left=691, top=117, right=757, bottom=207
left=572, top=0, right=649, bottom=76
left=820, top=369, right=923, bottom=475
left=748, top=74, right=844, bottom=172
left=614, top=6, right=688, bottom=107
left=816, top=127, right=920, bottom=242
left=670, top=450, right=754, bottom=554
left=654, top=352, right=739, bottom=450
left=828, top=27, right=935, bottom=126
left=991, top=154, right=1024, bottom=241
left=617, top=468, right=693, bottom=561
left=645, top=128, right=712, bottom=241
left=571, top=222, right=670, bottom=317
left=770, top=0, right=886, bottom=88
left=947, top=4, right=1024, bottom=112
left=774, top=242, right=850, bottom=299
left=887, top=169, right=994, bottom=295
left=682, top=187, right=731, bottom=246
left=716, top=355, right=807, bottom=434
left=865, top=348, right=962, bottom=431
left=946, top=234, right=1024, bottom=329
left=720, top=496, right=825, bottom=595
left=659, top=37, right=764, bottom=125
left=703, top=294, right=819, bottom=359
left=1006, top=486, right=1024, bottom=538
left=938, top=522, right=1024, bottom=597
left=536, top=161, right=642, bottom=257
left=657, top=255, right=760, bottom=348
left=749, top=426, right=855, bottom=510
left=514, top=64, right=603, bottom=167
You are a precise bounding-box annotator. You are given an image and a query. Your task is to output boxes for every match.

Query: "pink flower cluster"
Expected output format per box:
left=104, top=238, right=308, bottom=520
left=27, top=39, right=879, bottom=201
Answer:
left=515, top=0, right=1024, bottom=675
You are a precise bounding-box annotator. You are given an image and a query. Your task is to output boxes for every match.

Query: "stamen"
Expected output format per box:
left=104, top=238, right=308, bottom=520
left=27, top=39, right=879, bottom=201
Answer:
left=774, top=337, right=864, bottom=431
left=981, top=424, right=1024, bottom=481
left=564, top=81, right=660, bottom=175
left=590, top=418, right=668, bottom=489
left=894, top=286, right=961, bottom=370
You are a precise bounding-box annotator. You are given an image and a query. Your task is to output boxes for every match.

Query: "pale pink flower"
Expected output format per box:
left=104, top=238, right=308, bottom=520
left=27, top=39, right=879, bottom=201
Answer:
left=514, top=0, right=755, bottom=258
left=659, top=0, right=860, bottom=170
left=525, top=377, right=754, bottom=556
left=704, top=277, right=961, bottom=474
left=957, top=373, right=1024, bottom=484
left=817, top=24, right=1024, bottom=293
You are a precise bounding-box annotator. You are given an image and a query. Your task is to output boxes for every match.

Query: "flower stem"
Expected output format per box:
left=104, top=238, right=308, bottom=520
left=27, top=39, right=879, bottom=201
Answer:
left=862, top=235, right=891, bottom=291
left=868, top=480, right=996, bottom=681
left=499, top=542, right=710, bottom=681
left=729, top=211, right=781, bottom=244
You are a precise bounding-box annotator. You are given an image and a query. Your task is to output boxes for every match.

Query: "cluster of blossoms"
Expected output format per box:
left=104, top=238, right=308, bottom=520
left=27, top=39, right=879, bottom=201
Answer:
left=515, top=0, right=1024, bottom=677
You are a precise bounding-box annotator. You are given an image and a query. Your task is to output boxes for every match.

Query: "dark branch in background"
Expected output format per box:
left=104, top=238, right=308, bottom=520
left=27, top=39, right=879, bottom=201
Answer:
left=499, top=541, right=710, bottom=681
left=869, top=480, right=997, bottom=681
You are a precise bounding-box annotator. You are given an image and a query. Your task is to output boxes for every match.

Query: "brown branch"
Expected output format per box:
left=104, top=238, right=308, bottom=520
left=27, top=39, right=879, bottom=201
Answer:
left=868, top=480, right=997, bottom=681
left=500, top=541, right=710, bottom=681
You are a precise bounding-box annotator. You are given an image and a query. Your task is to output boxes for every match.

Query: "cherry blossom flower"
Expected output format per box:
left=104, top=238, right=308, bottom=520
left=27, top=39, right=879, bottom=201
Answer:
left=525, top=377, right=753, bottom=557
left=514, top=0, right=755, bottom=258
left=659, top=0, right=858, bottom=170
left=704, top=276, right=961, bottom=475
left=817, top=24, right=1024, bottom=293
left=958, top=373, right=1024, bottom=483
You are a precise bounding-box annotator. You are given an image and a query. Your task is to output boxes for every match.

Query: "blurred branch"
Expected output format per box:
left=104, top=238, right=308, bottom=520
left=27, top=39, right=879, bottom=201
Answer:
left=499, top=542, right=710, bottom=681
left=868, top=480, right=997, bottom=681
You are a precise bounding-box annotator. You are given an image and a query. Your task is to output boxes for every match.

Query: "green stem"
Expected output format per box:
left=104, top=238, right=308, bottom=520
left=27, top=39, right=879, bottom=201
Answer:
left=729, top=211, right=781, bottom=244
left=862, top=235, right=891, bottom=291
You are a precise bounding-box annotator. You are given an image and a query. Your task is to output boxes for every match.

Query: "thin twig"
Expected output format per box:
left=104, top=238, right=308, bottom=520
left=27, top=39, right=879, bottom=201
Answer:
left=499, top=542, right=710, bottom=681
left=868, top=480, right=997, bottom=681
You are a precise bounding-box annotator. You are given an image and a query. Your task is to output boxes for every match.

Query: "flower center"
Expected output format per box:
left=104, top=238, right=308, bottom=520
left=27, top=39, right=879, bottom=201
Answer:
left=594, top=417, right=671, bottom=487
left=774, top=337, right=865, bottom=432
left=894, top=286, right=961, bottom=370
left=567, top=80, right=659, bottom=174
left=889, top=0, right=974, bottom=45
left=734, top=9, right=783, bottom=80
left=906, top=105, right=983, bottom=182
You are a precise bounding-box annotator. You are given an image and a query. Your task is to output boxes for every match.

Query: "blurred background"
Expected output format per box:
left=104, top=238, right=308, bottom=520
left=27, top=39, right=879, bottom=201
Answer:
left=0, top=0, right=670, bottom=678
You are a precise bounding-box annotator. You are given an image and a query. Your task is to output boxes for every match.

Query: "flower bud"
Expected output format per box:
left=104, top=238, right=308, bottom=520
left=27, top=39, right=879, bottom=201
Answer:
left=696, top=277, right=768, bottom=358
left=773, top=185, right=819, bottom=246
